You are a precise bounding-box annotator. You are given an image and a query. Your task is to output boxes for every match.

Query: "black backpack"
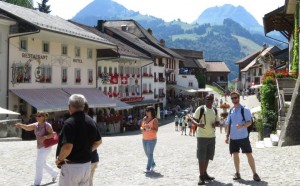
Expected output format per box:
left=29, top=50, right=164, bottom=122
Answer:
left=229, top=106, right=253, bottom=135
left=199, top=106, right=218, bottom=124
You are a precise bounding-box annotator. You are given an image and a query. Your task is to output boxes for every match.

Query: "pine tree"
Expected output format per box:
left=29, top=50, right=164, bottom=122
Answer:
left=2, top=0, right=33, bottom=8
left=38, top=0, right=51, bottom=14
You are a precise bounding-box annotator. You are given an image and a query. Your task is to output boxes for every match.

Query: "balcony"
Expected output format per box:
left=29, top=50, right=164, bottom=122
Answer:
left=159, top=93, right=165, bottom=98
left=166, top=80, right=176, bottom=85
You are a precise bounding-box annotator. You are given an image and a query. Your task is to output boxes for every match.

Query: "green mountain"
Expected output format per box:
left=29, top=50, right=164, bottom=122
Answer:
left=72, top=0, right=281, bottom=80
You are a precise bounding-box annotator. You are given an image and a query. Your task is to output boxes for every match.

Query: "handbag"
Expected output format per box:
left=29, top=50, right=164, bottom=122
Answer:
left=43, top=132, right=59, bottom=148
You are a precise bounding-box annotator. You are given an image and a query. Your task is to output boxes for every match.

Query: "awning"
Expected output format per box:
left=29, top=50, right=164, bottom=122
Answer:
left=10, top=89, right=70, bottom=112
left=170, top=85, right=213, bottom=93
left=251, top=84, right=263, bottom=89
left=0, top=107, right=20, bottom=115
left=128, top=99, right=161, bottom=107
left=112, top=99, right=133, bottom=110
left=62, top=88, right=116, bottom=108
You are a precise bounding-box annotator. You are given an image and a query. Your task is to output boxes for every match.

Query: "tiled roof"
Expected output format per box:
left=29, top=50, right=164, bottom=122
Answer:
left=70, top=21, right=150, bottom=60
left=182, top=58, right=199, bottom=68
left=103, top=20, right=182, bottom=59
left=205, top=61, right=230, bottom=72
left=235, top=51, right=260, bottom=64
left=0, top=1, right=114, bottom=46
left=106, top=27, right=170, bottom=58
left=171, top=48, right=203, bottom=59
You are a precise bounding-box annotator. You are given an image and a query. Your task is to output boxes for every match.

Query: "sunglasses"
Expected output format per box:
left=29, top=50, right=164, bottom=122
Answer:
left=231, top=97, right=239, bottom=100
left=35, top=115, right=43, bottom=117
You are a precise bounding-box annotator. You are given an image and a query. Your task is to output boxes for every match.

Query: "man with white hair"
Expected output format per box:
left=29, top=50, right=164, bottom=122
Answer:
left=55, top=94, right=101, bottom=186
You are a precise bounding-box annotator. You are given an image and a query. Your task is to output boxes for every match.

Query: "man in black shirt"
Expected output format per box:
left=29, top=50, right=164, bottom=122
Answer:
left=55, top=94, right=101, bottom=186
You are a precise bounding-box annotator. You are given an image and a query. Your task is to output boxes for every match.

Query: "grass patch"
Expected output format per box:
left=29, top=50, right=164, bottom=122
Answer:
left=206, top=84, right=224, bottom=95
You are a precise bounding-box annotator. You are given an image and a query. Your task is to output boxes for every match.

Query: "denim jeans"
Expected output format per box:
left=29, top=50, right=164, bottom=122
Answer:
left=142, top=139, right=157, bottom=170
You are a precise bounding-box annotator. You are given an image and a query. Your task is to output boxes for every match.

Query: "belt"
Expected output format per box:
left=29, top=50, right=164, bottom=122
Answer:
left=57, top=160, right=80, bottom=169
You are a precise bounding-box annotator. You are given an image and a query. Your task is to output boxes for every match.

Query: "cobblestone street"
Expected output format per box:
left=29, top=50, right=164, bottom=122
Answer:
left=1, top=116, right=300, bottom=186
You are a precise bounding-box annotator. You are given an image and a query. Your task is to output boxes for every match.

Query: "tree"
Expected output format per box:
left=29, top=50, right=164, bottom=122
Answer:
left=38, top=0, right=51, bottom=13
left=2, top=0, right=33, bottom=8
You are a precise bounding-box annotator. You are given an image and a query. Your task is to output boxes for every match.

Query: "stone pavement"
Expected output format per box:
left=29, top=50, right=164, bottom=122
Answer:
left=1, top=116, right=300, bottom=186
left=1, top=93, right=299, bottom=186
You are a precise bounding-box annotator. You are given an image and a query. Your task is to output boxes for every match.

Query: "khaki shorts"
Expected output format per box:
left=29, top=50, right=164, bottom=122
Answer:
left=197, top=137, right=216, bottom=163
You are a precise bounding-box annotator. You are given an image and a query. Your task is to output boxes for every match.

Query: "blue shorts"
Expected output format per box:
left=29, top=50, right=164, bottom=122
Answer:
left=229, top=137, right=252, bottom=154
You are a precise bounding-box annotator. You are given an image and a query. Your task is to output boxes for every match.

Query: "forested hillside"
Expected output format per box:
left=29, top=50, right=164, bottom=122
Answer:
left=72, top=0, right=280, bottom=80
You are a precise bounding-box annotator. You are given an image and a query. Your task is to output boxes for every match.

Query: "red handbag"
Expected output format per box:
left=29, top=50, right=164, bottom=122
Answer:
left=43, top=132, right=59, bottom=148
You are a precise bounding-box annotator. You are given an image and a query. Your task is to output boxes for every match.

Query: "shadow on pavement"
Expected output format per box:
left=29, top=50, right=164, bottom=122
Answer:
left=145, top=171, right=164, bottom=179
left=206, top=180, right=233, bottom=185
left=41, top=181, right=56, bottom=186
left=235, top=179, right=268, bottom=185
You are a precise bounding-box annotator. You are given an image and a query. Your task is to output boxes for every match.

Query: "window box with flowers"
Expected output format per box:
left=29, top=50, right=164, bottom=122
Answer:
left=143, top=90, right=149, bottom=94
left=24, top=76, right=31, bottom=83
left=113, top=91, right=119, bottom=97
left=149, top=73, right=153, bottom=77
left=45, top=77, right=51, bottom=83
left=131, top=92, right=135, bottom=96
left=143, top=72, right=148, bottom=77
left=40, top=76, right=45, bottom=82
left=75, top=77, right=81, bottom=83
left=16, top=76, right=24, bottom=83
left=159, top=93, right=165, bottom=98
left=88, top=77, right=93, bottom=83
left=154, top=94, right=158, bottom=98
left=137, top=74, right=140, bottom=78
left=149, top=90, right=153, bottom=93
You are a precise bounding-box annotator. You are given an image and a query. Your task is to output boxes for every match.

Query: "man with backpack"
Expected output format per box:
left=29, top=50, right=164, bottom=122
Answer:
left=225, top=91, right=261, bottom=182
left=190, top=94, right=219, bottom=185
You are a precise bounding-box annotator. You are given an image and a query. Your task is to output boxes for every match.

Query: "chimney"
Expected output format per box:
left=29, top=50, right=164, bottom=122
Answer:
left=159, top=39, right=165, bottom=47
left=147, top=28, right=152, bottom=35
left=97, top=20, right=105, bottom=33
left=121, top=25, right=128, bottom=31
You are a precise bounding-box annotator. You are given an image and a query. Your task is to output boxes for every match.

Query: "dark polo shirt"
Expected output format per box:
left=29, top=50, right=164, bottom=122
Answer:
left=56, top=111, right=101, bottom=163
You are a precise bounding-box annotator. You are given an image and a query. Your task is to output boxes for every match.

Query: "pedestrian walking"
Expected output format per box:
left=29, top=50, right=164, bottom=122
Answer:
left=190, top=94, right=220, bottom=185
left=55, top=94, right=102, bottom=186
left=225, top=91, right=261, bottom=182
left=181, top=116, right=187, bottom=135
left=84, top=103, right=102, bottom=186
left=219, top=116, right=226, bottom=134
left=15, top=111, right=58, bottom=186
left=140, top=106, right=159, bottom=173
left=174, top=115, right=179, bottom=131
left=187, top=117, right=193, bottom=136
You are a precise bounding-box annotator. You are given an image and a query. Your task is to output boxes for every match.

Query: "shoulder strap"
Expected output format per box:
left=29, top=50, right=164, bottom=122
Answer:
left=241, top=106, right=245, bottom=121
left=213, top=107, right=217, bottom=116
left=199, top=106, right=205, bottom=120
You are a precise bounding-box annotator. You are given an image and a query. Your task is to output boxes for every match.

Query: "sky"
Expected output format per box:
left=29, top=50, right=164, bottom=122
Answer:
left=34, top=0, right=285, bottom=26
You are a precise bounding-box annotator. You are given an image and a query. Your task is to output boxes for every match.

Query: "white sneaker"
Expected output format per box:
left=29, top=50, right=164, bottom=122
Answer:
left=150, top=164, right=156, bottom=172
left=144, top=169, right=151, bottom=173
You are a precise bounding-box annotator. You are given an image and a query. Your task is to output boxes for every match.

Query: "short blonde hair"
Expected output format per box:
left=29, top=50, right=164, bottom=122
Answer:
left=230, top=91, right=240, bottom=97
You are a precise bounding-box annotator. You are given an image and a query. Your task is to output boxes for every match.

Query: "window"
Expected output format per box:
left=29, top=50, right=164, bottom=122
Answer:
left=75, top=69, right=81, bottom=83
left=87, top=48, right=93, bottom=59
left=114, top=67, right=118, bottom=74
left=61, top=68, right=67, bottom=83
left=43, top=41, right=49, bottom=53
left=88, top=69, right=93, bottom=84
left=20, top=39, right=27, bottom=51
left=62, top=45, right=68, bottom=55
left=142, top=83, right=147, bottom=93
left=188, top=82, right=193, bottom=87
left=39, top=65, right=52, bottom=83
left=75, top=47, right=80, bottom=57
left=98, top=66, right=102, bottom=77
left=15, top=63, right=31, bottom=83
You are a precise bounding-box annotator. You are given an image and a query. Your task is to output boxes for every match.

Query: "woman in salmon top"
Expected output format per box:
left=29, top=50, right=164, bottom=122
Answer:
left=140, top=106, right=159, bottom=173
